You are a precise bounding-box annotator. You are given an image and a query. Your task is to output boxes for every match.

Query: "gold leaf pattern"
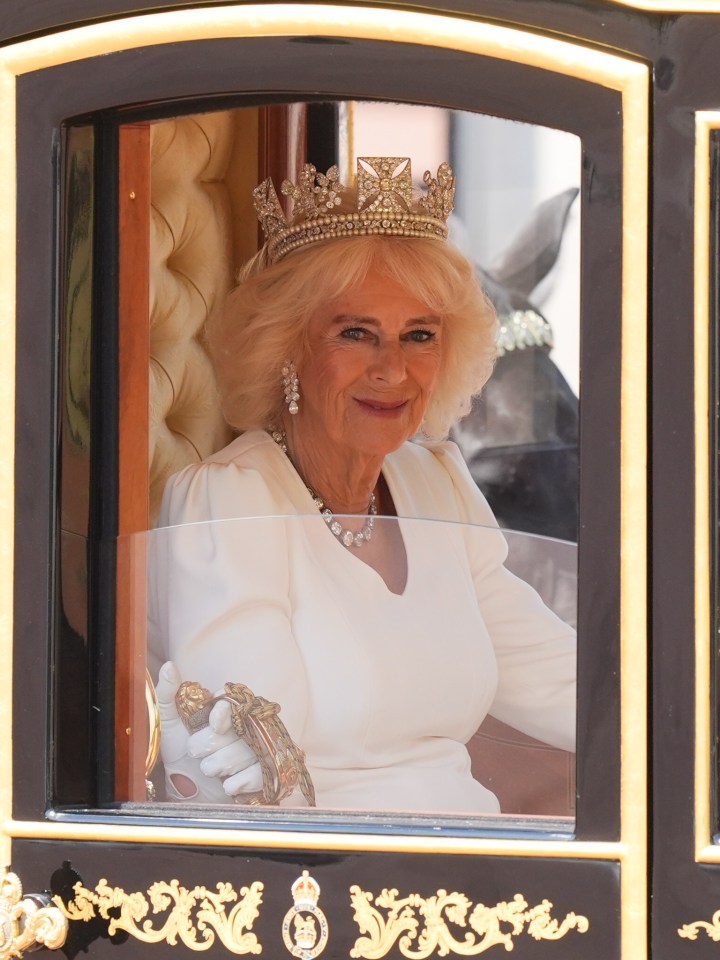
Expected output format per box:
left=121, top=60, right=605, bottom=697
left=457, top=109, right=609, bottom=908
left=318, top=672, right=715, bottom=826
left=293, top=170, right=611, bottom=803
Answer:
left=679, top=911, right=720, bottom=941
left=0, top=868, right=68, bottom=959
left=54, top=878, right=263, bottom=954
left=349, top=887, right=589, bottom=958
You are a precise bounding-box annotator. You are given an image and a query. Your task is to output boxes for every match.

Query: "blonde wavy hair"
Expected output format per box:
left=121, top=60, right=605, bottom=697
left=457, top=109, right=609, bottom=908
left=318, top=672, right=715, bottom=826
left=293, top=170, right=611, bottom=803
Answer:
left=207, top=235, right=497, bottom=440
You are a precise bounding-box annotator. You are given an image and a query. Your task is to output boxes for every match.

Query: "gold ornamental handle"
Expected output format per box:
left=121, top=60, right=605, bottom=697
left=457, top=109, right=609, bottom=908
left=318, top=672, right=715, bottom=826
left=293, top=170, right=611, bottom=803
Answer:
left=0, top=868, right=68, bottom=960
left=176, top=680, right=316, bottom=807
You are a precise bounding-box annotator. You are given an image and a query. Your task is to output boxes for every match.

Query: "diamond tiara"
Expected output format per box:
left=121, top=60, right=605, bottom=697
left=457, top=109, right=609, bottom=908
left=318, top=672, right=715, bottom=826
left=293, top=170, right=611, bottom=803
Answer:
left=253, top=156, right=455, bottom=264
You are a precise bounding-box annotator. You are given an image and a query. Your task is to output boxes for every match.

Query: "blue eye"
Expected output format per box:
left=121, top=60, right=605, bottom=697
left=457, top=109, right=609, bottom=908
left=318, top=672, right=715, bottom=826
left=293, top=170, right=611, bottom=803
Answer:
left=406, top=329, right=436, bottom=342
left=340, top=327, right=368, bottom=341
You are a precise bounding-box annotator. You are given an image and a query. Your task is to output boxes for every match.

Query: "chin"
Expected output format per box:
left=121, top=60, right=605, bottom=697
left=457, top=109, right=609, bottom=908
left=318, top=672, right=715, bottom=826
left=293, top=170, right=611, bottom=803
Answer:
left=351, top=426, right=416, bottom=457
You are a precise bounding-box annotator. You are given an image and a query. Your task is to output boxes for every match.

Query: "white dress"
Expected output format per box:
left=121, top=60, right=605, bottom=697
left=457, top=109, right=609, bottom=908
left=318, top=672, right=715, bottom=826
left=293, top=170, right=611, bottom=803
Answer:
left=149, top=430, right=576, bottom=815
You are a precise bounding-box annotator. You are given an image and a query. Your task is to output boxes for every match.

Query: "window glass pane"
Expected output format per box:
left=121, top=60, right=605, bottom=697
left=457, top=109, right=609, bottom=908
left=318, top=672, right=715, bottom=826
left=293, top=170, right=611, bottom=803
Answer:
left=56, top=124, right=94, bottom=804
left=139, top=515, right=576, bottom=822
left=344, top=103, right=580, bottom=540
left=61, top=100, right=580, bottom=827
left=450, top=112, right=580, bottom=541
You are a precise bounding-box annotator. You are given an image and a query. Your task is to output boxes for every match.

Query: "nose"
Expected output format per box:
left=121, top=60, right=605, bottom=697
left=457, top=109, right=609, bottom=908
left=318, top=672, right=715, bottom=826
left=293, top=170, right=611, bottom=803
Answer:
left=369, top=341, right=406, bottom=385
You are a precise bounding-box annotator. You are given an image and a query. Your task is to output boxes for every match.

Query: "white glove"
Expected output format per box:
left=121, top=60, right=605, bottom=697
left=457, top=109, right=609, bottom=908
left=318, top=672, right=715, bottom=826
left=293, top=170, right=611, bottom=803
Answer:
left=187, top=699, right=264, bottom=798
left=156, top=661, right=233, bottom=803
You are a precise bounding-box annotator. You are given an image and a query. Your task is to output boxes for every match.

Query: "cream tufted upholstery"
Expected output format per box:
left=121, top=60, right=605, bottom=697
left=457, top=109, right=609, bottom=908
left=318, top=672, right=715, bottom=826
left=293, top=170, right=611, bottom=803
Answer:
left=149, top=112, right=238, bottom=522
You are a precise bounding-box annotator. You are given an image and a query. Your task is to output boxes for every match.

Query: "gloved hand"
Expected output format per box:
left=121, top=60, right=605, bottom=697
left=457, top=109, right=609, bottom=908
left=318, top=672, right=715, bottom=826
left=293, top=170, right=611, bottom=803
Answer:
left=187, top=699, right=264, bottom=798
left=156, top=661, right=233, bottom=803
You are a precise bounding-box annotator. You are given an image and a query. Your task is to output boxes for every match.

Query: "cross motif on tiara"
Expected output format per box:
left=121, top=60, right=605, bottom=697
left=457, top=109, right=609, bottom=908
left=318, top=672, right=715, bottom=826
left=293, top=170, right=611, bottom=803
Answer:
left=356, top=157, right=413, bottom=213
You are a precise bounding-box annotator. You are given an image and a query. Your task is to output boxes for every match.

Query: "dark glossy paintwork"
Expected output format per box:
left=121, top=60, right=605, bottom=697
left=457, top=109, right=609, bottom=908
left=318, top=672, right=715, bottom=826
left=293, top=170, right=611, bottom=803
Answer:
left=8, top=2, right=715, bottom=959
left=650, top=16, right=720, bottom=960
left=10, top=838, right=621, bottom=960
left=16, top=23, right=624, bottom=827
left=13, top=18, right=627, bottom=957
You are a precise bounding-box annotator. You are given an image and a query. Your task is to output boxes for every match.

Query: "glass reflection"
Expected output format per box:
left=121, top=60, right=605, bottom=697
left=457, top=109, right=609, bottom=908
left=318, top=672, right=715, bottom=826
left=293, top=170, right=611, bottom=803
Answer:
left=104, top=101, right=581, bottom=827
left=143, top=103, right=580, bottom=542
left=139, top=516, right=576, bottom=820
left=345, top=103, right=580, bottom=540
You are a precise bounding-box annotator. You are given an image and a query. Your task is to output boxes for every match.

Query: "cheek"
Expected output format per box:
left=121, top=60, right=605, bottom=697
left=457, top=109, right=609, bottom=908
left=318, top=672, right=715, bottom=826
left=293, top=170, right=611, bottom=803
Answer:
left=301, top=349, right=363, bottom=404
left=311, top=348, right=367, bottom=389
left=414, top=353, right=443, bottom=394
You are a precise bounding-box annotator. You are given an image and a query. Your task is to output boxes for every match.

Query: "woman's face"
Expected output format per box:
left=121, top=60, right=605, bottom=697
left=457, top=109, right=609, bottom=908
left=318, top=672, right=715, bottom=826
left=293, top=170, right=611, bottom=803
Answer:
left=296, top=267, right=443, bottom=458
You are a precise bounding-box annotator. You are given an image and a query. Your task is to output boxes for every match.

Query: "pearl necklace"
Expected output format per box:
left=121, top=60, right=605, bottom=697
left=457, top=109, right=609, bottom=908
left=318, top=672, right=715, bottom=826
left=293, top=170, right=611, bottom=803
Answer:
left=271, top=429, right=377, bottom=548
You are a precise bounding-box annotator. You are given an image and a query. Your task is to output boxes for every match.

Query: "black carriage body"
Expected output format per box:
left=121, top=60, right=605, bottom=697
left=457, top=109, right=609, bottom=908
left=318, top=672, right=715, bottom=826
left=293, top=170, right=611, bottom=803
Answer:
left=0, top=2, right=715, bottom=959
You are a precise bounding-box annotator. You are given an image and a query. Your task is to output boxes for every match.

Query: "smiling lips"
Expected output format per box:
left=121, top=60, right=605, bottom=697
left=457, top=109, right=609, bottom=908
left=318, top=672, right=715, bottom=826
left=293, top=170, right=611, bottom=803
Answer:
left=354, top=398, right=409, bottom=417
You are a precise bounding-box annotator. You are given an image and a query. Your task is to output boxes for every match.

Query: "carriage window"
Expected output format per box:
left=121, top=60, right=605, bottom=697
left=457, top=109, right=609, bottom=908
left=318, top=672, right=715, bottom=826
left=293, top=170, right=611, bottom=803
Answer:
left=61, top=101, right=580, bottom=827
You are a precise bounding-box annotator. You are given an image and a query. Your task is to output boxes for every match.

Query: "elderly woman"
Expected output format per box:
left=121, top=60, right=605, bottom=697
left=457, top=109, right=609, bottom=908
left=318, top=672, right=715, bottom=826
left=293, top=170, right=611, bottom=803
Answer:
left=149, top=157, right=575, bottom=814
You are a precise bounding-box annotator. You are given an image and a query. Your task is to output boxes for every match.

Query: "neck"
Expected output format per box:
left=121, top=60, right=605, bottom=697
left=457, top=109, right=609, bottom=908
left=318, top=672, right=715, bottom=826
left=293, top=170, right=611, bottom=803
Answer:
left=279, top=420, right=382, bottom=514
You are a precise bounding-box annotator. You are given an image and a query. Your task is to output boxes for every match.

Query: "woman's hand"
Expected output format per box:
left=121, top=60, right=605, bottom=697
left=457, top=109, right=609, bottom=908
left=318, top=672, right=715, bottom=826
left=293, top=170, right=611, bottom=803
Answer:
left=187, top=700, right=264, bottom=797
left=156, top=661, right=236, bottom=803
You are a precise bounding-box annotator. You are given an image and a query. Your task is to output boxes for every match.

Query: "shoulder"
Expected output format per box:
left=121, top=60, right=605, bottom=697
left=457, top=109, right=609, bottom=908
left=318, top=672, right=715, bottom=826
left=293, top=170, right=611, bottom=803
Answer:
left=391, top=437, right=468, bottom=475
left=386, top=438, right=497, bottom=526
left=201, top=429, right=275, bottom=465
left=158, top=430, right=294, bottom=527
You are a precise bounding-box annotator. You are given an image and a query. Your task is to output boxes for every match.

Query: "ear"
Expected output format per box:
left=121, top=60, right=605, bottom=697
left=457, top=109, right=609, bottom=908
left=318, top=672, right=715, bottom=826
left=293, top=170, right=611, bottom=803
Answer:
left=486, top=187, right=579, bottom=298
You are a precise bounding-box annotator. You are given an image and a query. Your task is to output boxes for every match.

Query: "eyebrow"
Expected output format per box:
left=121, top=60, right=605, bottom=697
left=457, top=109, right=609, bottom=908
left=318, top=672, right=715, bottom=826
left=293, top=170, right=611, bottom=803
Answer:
left=330, top=314, right=443, bottom=327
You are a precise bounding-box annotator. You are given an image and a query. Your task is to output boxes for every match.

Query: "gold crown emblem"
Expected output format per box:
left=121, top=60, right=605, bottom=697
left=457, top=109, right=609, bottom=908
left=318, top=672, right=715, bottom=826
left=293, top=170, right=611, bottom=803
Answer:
left=253, top=157, right=455, bottom=264
left=291, top=870, right=320, bottom=909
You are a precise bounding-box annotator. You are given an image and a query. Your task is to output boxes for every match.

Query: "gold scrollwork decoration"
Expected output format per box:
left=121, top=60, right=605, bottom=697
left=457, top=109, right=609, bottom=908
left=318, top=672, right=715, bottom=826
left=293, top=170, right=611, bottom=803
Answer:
left=53, top=878, right=264, bottom=954
left=349, top=887, right=589, bottom=958
left=679, top=911, right=720, bottom=942
left=0, top=867, right=68, bottom=959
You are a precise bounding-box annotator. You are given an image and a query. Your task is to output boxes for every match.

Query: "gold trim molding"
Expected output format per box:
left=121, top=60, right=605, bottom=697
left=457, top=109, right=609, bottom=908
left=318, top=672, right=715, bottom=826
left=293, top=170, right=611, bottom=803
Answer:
left=55, top=878, right=264, bottom=954
left=349, top=886, right=589, bottom=958
left=5, top=817, right=620, bottom=858
left=693, top=112, right=720, bottom=863
left=607, top=0, right=720, bottom=9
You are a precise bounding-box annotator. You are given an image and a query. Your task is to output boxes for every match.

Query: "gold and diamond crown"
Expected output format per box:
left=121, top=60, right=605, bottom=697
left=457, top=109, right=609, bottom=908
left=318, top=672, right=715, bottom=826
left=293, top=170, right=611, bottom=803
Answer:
left=253, top=157, right=455, bottom=264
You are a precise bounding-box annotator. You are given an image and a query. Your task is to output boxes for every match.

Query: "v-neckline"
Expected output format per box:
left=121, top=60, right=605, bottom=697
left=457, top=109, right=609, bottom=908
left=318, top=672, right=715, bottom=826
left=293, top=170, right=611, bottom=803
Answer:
left=266, top=432, right=410, bottom=597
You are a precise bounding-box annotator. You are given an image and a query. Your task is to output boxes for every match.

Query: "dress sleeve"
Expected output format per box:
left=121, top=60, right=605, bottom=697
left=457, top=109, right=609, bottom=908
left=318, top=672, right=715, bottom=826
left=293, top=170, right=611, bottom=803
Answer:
left=431, top=442, right=576, bottom=753
left=147, top=458, right=310, bottom=745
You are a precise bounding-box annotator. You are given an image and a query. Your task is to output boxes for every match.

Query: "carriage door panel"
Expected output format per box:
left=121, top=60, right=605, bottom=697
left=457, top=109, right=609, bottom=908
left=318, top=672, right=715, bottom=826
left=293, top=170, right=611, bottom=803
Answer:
left=650, top=11, right=720, bottom=958
left=1, top=8, right=646, bottom=960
